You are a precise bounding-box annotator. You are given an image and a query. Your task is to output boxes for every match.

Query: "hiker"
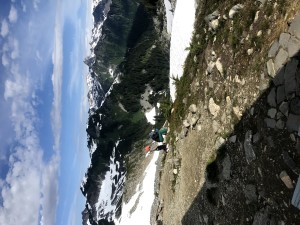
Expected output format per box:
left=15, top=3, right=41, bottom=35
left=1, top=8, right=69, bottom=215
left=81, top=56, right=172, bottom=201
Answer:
left=145, top=144, right=169, bottom=153
left=149, top=127, right=167, bottom=143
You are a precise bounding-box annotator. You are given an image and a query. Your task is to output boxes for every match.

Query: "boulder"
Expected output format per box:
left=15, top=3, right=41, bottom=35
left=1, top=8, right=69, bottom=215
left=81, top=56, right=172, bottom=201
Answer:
left=273, top=67, right=285, bottom=86
left=275, top=120, right=285, bottom=129
left=267, top=59, right=276, bottom=78
left=274, top=48, right=288, bottom=72
left=288, top=14, right=300, bottom=40
left=268, top=40, right=279, bottom=58
left=264, top=118, right=276, bottom=128
left=279, top=101, right=289, bottom=117
left=267, top=88, right=276, bottom=107
left=278, top=32, right=291, bottom=49
left=276, top=85, right=285, bottom=103
left=287, top=36, right=300, bottom=58
left=267, top=108, right=277, bottom=118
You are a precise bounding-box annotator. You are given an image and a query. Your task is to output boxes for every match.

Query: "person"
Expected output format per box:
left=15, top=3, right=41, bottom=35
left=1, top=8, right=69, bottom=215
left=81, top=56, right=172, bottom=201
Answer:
left=145, top=144, right=169, bottom=153
left=149, top=127, right=167, bottom=143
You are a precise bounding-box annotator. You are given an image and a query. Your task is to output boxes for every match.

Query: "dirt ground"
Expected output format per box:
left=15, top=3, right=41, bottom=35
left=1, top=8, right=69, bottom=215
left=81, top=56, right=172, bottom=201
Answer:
left=152, top=1, right=300, bottom=224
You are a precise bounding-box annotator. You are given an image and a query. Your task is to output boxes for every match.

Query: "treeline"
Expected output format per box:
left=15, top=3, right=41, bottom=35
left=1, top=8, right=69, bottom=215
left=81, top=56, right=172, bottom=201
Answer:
left=83, top=0, right=169, bottom=219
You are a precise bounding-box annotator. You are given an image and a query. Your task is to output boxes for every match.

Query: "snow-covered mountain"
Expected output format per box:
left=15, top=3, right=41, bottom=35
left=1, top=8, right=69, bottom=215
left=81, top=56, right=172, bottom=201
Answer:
left=81, top=0, right=173, bottom=224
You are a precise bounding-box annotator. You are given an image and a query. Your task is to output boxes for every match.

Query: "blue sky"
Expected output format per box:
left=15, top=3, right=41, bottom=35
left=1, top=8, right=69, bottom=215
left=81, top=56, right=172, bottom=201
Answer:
left=0, top=0, right=93, bottom=224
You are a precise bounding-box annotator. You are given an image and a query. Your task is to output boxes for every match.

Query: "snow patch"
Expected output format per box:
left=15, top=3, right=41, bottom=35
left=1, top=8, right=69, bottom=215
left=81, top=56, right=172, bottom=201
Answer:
left=95, top=140, right=126, bottom=222
left=145, top=107, right=156, bottom=125
left=115, top=151, right=160, bottom=225
left=169, top=0, right=196, bottom=101
left=163, top=0, right=173, bottom=33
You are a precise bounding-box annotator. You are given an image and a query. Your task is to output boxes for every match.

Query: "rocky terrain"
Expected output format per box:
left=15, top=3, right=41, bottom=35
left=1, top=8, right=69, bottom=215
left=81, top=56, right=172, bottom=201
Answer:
left=150, top=0, right=300, bottom=224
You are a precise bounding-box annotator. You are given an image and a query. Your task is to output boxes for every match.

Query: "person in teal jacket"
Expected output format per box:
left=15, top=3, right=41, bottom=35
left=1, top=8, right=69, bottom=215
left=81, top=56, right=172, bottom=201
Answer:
left=149, top=127, right=167, bottom=143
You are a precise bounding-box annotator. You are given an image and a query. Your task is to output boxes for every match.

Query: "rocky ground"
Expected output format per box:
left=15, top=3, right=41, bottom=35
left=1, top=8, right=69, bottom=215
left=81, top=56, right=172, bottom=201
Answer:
left=151, top=1, right=300, bottom=225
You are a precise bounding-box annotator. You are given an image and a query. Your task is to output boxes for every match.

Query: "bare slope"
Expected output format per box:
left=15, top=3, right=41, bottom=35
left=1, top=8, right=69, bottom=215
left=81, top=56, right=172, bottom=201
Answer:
left=155, top=0, right=300, bottom=224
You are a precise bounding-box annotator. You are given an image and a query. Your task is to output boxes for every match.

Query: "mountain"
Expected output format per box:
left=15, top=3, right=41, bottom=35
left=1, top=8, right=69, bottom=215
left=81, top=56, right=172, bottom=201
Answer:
left=81, top=0, right=170, bottom=224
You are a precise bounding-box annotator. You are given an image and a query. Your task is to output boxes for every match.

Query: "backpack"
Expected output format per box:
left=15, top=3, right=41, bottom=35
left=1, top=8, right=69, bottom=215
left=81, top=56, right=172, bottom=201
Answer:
left=149, top=129, right=159, bottom=141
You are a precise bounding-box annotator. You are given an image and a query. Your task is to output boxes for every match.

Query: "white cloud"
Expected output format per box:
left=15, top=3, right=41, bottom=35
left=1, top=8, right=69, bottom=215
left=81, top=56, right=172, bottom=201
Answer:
left=1, top=19, right=9, bottom=37
left=1, top=53, right=9, bottom=67
left=0, top=38, right=61, bottom=225
left=33, top=0, right=41, bottom=11
left=40, top=155, right=60, bottom=225
left=8, top=5, right=18, bottom=23
left=21, top=1, right=27, bottom=12
left=50, top=7, right=63, bottom=154
left=10, top=38, right=19, bottom=59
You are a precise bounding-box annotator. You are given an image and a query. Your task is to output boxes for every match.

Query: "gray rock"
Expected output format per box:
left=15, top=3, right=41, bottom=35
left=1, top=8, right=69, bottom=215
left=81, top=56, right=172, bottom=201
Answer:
left=267, top=88, right=276, bottom=107
left=208, top=98, right=220, bottom=117
left=264, top=118, right=276, bottom=128
left=279, top=171, right=293, bottom=189
left=273, top=67, right=285, bottom=86
left=275, top=120, right=285, bottom=129
left=183, top=120, right=190, bottom=128
left=267, top=108, right=277, bottom=118
left=243, top=184, right=257, bottom=203
left=291, top=133, right=296, bottom=142
left=267, top=59, right=276, bottom=78
left=212, top=120, right=220, bottom=133
left=268, top=40, right=279, bottom=58
left=189, top=104, right=198, bottom=113
left=279, top=101, right=289, bottom=117
left=287, top=114, right=300, bottom=132
left=276, top=111, right=283, bottom=119
left=284, top=59, right=298, bottom=98
left=279, top=32, right=291, bottom=49
left=253, top=132, right=260, bottom=143
left=287, top=36, right=300, bottom=57
left=204, top=10, right=220, bottom=23
left=215, top=137, right=225, bottom=149
left=292, top=175, right=300, bottom=209
left=252, top=207, right=276, bottom=225
left=244, top=130, right=256, bottom=164
left=288, top=14, right=300, bottom=40
left=229, top=4, right=244, bottom=19
left=222, top=154, right=231, bottom=180
left=290, top=97, right=300, bottom=115
left=276, top=85, right=285, bottom=104
left=190, top=116, right=199, bottom=127
left=229, top=135, right=237, bottom=143
left=274, top=48, right=288, bottom=72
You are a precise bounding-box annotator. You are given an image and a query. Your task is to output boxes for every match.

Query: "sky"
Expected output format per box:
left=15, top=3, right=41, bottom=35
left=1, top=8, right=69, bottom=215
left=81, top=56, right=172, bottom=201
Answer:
left=0, top=0, right=93, bottom=224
